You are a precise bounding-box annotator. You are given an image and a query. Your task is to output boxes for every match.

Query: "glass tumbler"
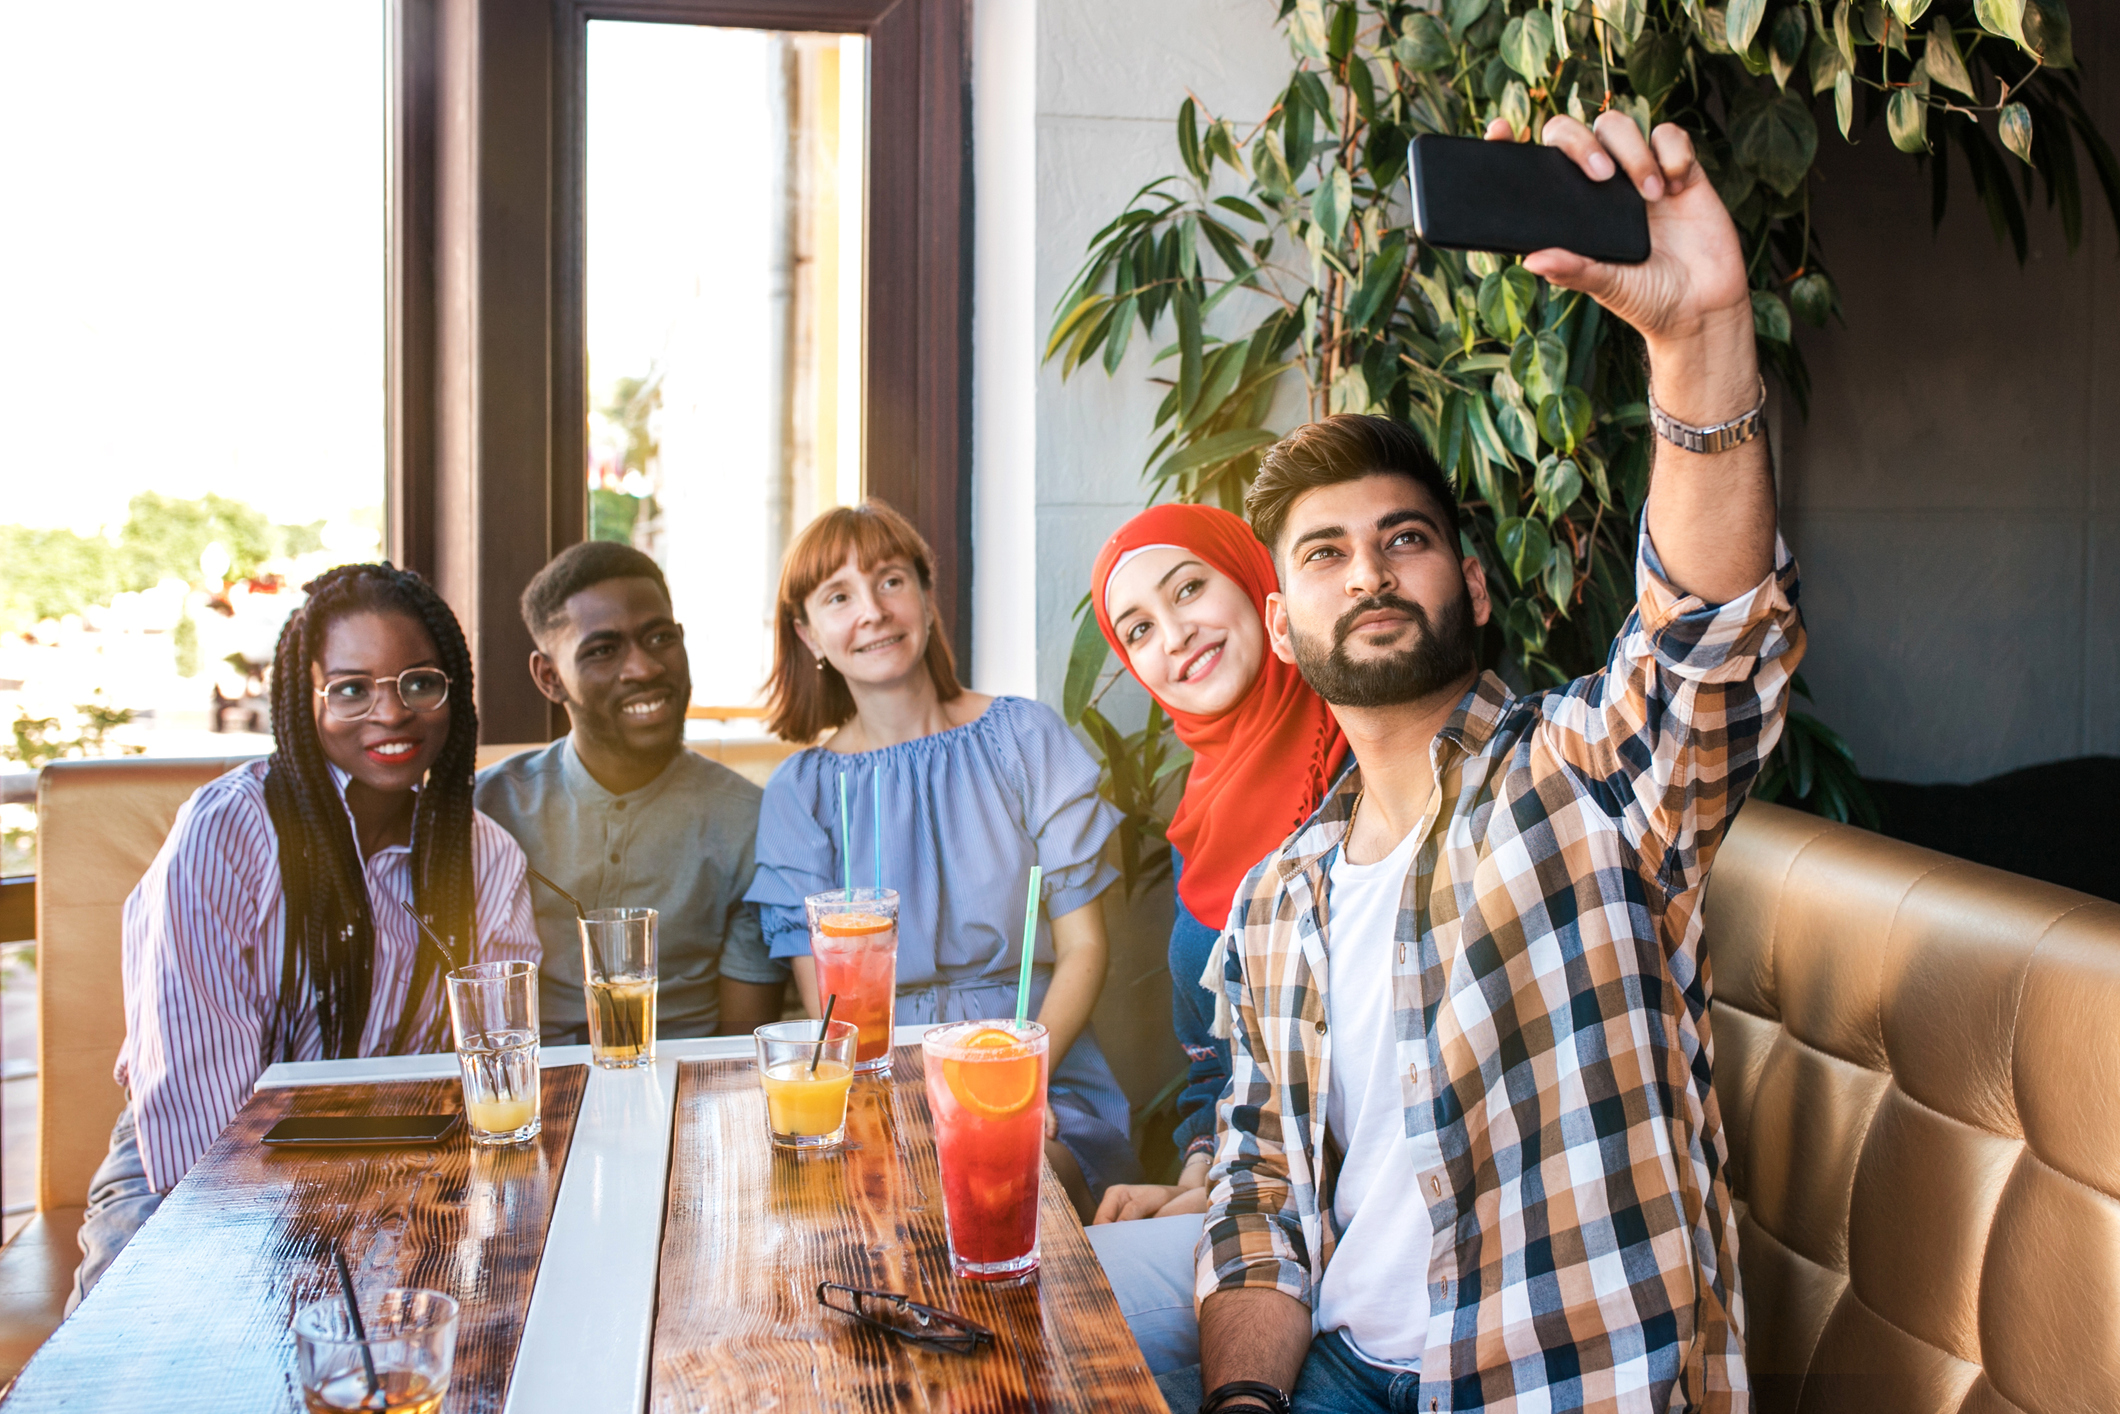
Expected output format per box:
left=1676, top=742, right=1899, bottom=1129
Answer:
left=446, top=960, right=541, bottom=1146
left=580, top=907, right=658, bottom=1070
left=803, top=888, right=899, bottom=1073
left=923, top=1020, right=1049, bottom=1280
left=754, top=1019, right=859, bottom=1149
left=294, top=1287, right=459, bottom=1413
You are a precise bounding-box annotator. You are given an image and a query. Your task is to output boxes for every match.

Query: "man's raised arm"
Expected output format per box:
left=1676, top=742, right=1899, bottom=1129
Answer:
left=1491, top=113, right=1776, bottom=605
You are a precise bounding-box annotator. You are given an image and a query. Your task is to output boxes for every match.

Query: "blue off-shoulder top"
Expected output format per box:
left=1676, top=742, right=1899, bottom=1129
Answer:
left=744, top=696, right=1142, bottom=1191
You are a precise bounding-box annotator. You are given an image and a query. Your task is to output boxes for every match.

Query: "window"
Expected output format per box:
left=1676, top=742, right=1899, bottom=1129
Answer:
left=583, top=22, right=867, bottom=710
left=0, top=0, right=389, bottom=1234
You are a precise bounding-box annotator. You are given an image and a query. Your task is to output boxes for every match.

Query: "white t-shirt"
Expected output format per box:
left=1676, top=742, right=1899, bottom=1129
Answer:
left=1314, top=823, right=1447, bottom=1372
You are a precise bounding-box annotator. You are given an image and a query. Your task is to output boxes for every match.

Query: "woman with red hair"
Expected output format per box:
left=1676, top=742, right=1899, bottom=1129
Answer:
left=1087, top=503, right=1349, bottom=1224
left=744, top=499, right=1142, bottom=1219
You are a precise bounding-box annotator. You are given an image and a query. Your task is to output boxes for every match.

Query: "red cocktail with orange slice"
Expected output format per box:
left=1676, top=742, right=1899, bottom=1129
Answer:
left=922, top=1020, right=1049, bottom=1279
left=804, top=888, right=900, bottom=1073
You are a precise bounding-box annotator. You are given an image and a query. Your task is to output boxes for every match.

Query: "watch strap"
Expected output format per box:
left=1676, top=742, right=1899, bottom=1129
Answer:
left=1200, top=1380, right=1293, bottom=1414
left=1648, top=375, right=1767, bottom=455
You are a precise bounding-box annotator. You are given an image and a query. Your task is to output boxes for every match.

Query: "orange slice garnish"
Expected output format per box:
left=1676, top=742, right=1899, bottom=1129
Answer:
left=944, top=1027, right=1039, bottom=1119
left=819, top=912, right=894, bottom=938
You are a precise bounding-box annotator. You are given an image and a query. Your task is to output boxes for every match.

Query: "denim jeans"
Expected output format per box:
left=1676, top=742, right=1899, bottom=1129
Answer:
left=1086, top=1212, right=1204, bottom=1375
left=1168, top=852, right=1233, bottom=1161
left=66, top=1108, right=163, bottom=1314
left=1155, top=1331, right=1424, bottom=1414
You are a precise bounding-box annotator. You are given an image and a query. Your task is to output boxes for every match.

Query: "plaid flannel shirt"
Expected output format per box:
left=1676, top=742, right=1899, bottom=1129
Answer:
left=1197, top=528, right=1804, bottom=1412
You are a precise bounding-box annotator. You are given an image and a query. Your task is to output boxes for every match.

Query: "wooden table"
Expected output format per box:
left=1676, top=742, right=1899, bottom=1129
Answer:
left=0, top=1032, right=1165, bottom=1413
left=1, top=1068, right=586, bottom=1413
left=652, top=1048, right=1161, bottom=1411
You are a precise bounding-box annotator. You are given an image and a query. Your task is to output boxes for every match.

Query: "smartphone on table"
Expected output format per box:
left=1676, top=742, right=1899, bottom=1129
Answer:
left=261, top=1114, right=463, bottom=1146
left=1407, top=134, right=1651, bottom=265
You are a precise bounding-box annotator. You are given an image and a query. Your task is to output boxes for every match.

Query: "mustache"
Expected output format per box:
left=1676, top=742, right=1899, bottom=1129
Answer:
left=1333, top=593, right=1431, bottom=646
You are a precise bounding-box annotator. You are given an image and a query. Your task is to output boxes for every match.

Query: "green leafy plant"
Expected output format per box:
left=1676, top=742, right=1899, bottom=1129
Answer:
left=1051, top=0, right=2112, bottom=855
left=0, top=493, right=325, bottom=632
left=4, top=696, right=141, bottom=770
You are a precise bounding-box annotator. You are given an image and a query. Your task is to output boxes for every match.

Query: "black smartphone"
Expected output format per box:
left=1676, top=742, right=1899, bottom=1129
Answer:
left=261, top=1113, right=462, bottom=1146
left=1407, top=134, right=1651, bottom=265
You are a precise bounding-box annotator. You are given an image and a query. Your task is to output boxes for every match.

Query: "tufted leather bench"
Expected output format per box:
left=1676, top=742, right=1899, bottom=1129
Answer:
left=0, top=754, right=256, bottom=1385
left=1707, top=800, right=2120, bottom=1412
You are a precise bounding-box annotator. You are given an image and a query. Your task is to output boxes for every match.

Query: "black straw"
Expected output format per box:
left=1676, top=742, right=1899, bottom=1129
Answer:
left=397, top=898, right=460, bottom=974
left=811, top=994, right=839, bottom=1077
left=331, top=1243, right=381, bottom=1405
left=526, top=871, right=637, bottom=1053
left=524, top=865, right=587, bottom=920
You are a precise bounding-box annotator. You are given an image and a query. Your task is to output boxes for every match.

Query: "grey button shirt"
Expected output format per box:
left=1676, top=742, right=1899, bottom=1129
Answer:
left=475, top=738, right=780, bottom=1043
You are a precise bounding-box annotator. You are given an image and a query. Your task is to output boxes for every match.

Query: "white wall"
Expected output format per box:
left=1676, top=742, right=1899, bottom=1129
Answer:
left=968, top=0, right=1293, bottom=707
left=1029, top=1, right=1294, bottom=709
left=969, top=0, right=1292, bottom=1111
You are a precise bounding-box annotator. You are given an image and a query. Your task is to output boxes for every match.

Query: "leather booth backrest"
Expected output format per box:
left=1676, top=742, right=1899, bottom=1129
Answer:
left=472, top=738, right=797, bottom=788
left=34, top=756, right=257, bottom=1212
left=1707, top=800, right=2120, bottom=1414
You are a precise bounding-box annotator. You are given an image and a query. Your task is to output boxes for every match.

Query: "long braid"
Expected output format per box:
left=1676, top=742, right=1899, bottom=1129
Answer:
left=260, top=564, right=480, bottom=1063
left=391, top=587, right=480, bottom=1054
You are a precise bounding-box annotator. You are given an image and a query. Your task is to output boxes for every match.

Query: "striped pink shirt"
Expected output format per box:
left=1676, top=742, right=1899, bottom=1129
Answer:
left=117, top=760, right=540, bottom=1190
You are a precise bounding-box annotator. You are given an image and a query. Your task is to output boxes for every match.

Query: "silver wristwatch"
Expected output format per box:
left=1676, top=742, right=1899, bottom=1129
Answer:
left=1647, top=376, right=1767, bottom=455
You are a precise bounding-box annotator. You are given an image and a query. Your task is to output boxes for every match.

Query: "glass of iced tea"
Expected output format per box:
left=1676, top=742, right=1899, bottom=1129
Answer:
left=579, top=907, right=657, bottom=1070
left=294, top=1287, right=459, bottom=1413
left=446, top=960, right=541, bottom=1146
left=754, top=1019, right=858, bottom=1149
left=923, top=1020, right=1048, bottom=1280
left=803, top=888, right=898, bottom=1074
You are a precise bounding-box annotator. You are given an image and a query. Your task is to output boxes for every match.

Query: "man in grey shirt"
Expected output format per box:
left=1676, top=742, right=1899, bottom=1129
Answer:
left=476, top=541, right=787, bottom=1042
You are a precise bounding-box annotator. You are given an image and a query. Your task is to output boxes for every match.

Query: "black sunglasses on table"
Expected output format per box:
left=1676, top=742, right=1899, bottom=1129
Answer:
left=815, top=1282, right=994, bottom=1355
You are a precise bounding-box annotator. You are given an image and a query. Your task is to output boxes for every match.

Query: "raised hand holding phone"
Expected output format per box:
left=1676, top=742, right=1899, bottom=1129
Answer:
left=1489, top=112, right=1774, bottom=604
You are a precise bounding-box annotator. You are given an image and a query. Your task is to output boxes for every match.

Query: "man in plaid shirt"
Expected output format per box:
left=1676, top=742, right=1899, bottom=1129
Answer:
left=1180, top=114, right=1803, bottom=1414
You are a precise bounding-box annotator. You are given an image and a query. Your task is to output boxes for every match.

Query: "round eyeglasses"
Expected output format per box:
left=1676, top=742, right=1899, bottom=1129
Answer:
left=314, top=669, right=452, bottom=721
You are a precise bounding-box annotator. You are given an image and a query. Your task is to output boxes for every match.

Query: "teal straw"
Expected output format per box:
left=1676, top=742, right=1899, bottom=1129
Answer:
left=872, top=766, right=882, bottom=894
left=838, top=773, right=851, bottom=896
left=1013, top=865, right=1041, bottom=1028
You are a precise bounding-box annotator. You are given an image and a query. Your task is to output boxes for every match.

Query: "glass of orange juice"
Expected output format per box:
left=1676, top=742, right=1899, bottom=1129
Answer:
left=754, top=1020, right=858, bottom=1149
left=803, top=888, right=899, bottom=1074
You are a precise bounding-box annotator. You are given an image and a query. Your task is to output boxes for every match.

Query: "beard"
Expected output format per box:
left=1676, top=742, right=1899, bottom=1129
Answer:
left=1286, top=584, right=1477, bottom=708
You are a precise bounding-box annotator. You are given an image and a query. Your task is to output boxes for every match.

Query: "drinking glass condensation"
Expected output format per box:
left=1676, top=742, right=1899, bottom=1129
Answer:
left=294, top=1287, right=459, bottom=1414
left=447, top=961, right=541, bottom=1145
left=804, top=889, right=898, bottom=1073
left=754, top=1019, right=858, bottom=1149
left=923, top=1020, right=1049, bottom=1280
left=580, top=907, right=657, bottom=1069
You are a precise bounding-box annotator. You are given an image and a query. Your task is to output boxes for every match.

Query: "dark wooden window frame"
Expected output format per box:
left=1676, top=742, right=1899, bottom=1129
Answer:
left=389, top=0, right=971, bottom=743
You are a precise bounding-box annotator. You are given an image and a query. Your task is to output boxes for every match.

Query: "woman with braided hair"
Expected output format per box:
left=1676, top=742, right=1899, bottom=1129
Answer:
left=69, top=564, right=538, bottom=1307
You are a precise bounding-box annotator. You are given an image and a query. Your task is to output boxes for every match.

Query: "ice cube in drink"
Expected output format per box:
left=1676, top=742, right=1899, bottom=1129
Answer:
left=813, top=914, right=897, bottom=1072
left=456, top=1029, right=540, bottom=1146
left=304, top=1370, right=444, bottom=1414
left=923, top=1021, right=1049, bottom=1280
left=587, top=977, right=656, bottom=1068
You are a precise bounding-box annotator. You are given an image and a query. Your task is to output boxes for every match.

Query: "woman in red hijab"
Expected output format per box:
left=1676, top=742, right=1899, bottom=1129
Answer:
left=1085, top=503, right=1347, bottom=1224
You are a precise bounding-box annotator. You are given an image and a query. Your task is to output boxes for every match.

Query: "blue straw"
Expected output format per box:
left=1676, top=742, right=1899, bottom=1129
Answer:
left=872, top=767, right=882, bottom=894
left=1013, top=866, right=1041, bottom=1028
left=838, top=773, right=851, bottom=896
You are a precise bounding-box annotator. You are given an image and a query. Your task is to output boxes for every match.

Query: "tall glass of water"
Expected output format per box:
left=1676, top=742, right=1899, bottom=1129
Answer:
left=446, top=960, right=541, bottom=1146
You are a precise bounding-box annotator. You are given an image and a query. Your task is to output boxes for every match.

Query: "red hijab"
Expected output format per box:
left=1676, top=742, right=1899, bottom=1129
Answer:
left=1092, top=504, right=1348, bottom=928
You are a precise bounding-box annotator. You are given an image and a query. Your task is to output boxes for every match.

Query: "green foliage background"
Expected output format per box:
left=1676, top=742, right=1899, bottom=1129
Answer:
left=0, top=492, right=324, bottom=633
left=1052, top=0, right=2114, bottom=883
